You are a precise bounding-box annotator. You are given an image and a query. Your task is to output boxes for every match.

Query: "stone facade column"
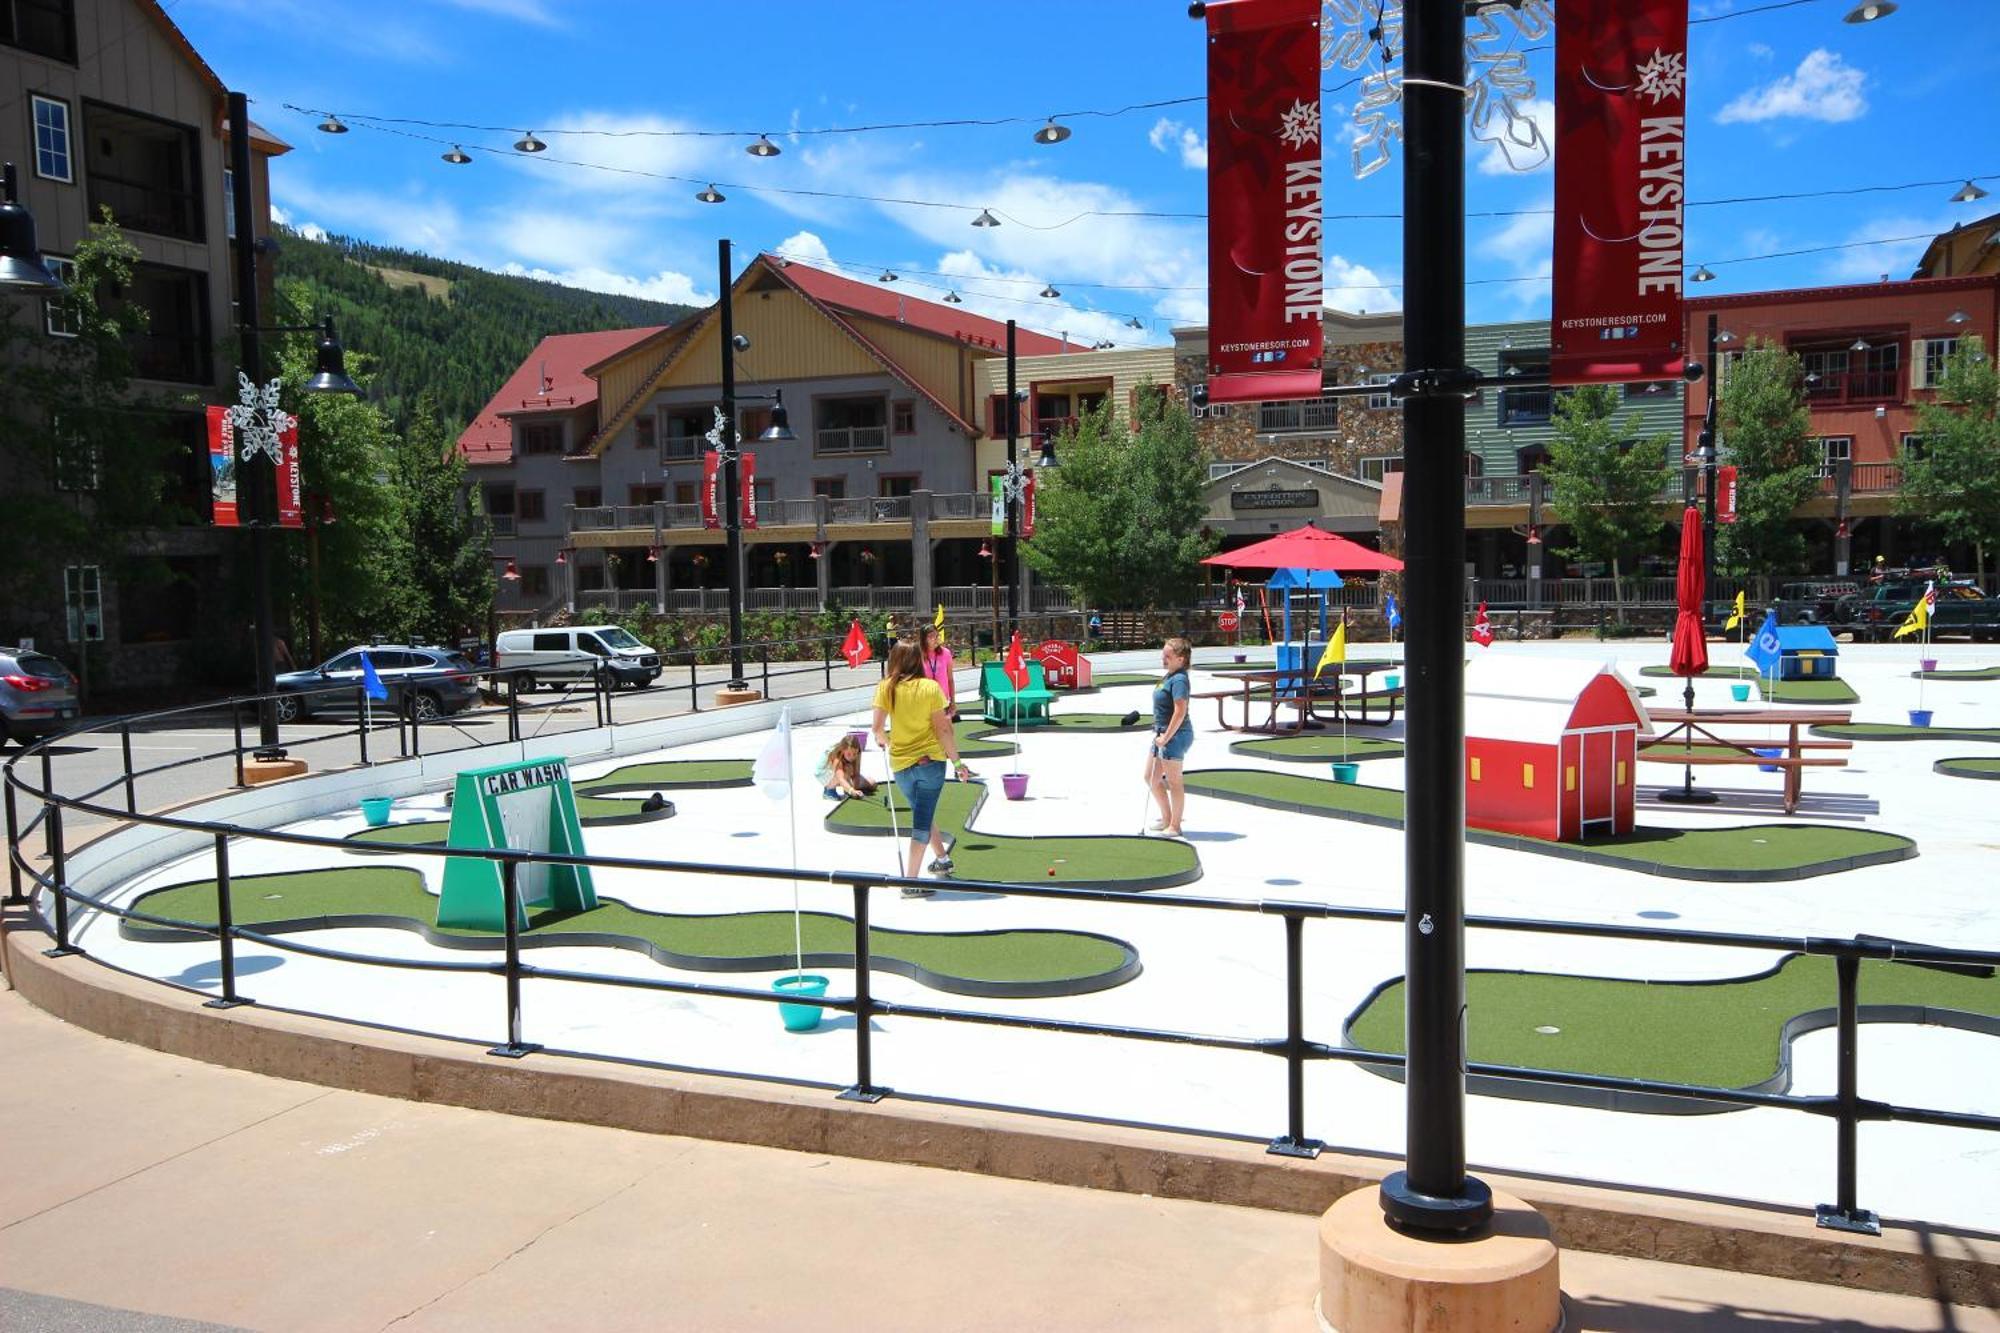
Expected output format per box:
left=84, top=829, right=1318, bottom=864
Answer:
left=911, top=491, right=934, bottom=619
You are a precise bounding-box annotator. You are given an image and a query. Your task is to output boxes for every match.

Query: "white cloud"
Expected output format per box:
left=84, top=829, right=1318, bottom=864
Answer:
left=1821, top=213, right=1955, bottom=283
left=1477, top=202, right=1555, bottom=310
left=1325, top=256, right=1400, bottom=314
left=1475, top=98, right=1553, bottom=176
left=1147, top=117, right=1209, bottom=170
left=433, top=0, right=563, bottom=25
left=499, top=111, right=724, bottom=198
left=300, top=222, right=330, bottom=242
left=1718, top=49, right=1868, bottom=124
left=499, top=263, right=710, bottom=307
left=772, top=230, right=832, bottom=266
left=272, top=175, right=467, bottom=256
left=1747, top=42, right=1774, bottom=60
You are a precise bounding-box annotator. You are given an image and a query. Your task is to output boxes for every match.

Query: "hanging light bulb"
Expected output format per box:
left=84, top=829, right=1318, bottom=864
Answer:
left=1952, top=180, right=1989, bottom=204
left=317, top=114, right=349, bottom=135
left=1949, top=309, right=1970, bottom=325
left=442, top=145, right=472, bottom=165
left=514, top=130, right=547, bottom=154
left=1033, top=118, right=1071, bottom=145
left=556, top=549, right=569, bottom=566
left=1716, top=328, right=1738, bottom=345
left=696, top=184, right=725, bottom=204
left=1690, top=265, right=1716, bottom=282
left=501, top=557, right=520, bottom=581
left=1843, top=1, right=1896, bottom=21
left=1850, top=337, right=1870, bottom=352
left=1526, top=524, right=1542, bottom=546
left=747, top=134, right=782, bottom=158
left=1040, top=284, right=1060, bottom=299
left=970, top=208, right=1000, bottom=228
left=977, top=541, right=993, bottom=558
left=878, top=270, right=898, bottom=283
left=943, top=290, right=963, bottom=304
left=1126, top=316, right=1145, bottom=330
left=646, top=545, right=660, bottom=563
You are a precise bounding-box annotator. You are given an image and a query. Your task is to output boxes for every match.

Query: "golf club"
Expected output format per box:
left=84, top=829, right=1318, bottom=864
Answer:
left=1139, top=738, right=1161, bottom=835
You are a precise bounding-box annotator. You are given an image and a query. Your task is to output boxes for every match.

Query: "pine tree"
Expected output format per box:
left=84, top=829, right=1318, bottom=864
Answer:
left=396, top=390, right=494, bottom=644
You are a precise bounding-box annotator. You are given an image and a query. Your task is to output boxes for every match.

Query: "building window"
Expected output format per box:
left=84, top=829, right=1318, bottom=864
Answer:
left=222, top=166, right=235, bottom=239
left=1365, top=373, right=1397, bottom=411
left=1915, top=337, right=1961, bottom=390
left=813, top=477, right=846, bottom=498
left=634, top=414, right=654, bottom=452
left=516, top=490, right=545, bottom=522
left=1817, top=436, right=1852, bottom=479
left=754, top=480, right=776, bottom=506
left=572, top=486, right=601, bottom=509
left=1496, top=351, right=1552, bottom=425
left=1469, top=757, right=1482, bottom=782
left=84, top=101, right=205, bottom=243
left=673, top=482, right=696, bottom=505
left=1798, top=339, right=1898, bottom=403
left=740, top=406, right=772, bottom=442
left=576, top=564, right=605, bottom=592
left=1257, top=393, right=1339, bottom=435
left=114, top=262, right=211, bottom=384
left=42, top=254, right=77, bottom=337
left=892, top=400, right=916, bottom=435
left=1900, top=432, right=1927, bottom=462
left=518, top=424, right=562, bottom=455
left=1713, top=349, right=1743, bottom=393
left=1622, top=379, right=1673, bottom=400
left=521, top=566, right=549, bottom=596
left=1209, top=462, right=1249, bottom=481
left=878, top=474, right=917, bottom=497
left=1359, top=455, right=1404, bottom=483
left=629, top=483, right=663, bottom=505
left=814, top=396, right=889, bottom=455
left=663, top=404, right=716, bottom=460
left=3, top=0, right=78, bottom=61
left=31, top=94, right=71, bottom=182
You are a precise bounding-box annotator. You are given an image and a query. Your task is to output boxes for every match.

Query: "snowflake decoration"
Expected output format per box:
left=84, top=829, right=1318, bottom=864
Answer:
left=1634, top=48, right=1686, bottom=105
left=1277, top=98, right=1322, bottom=150
left=228, top=371, right=294, bottom=465
left=997, top=459, right=1030, bottom=503
left=703, top=406, right=730, bottom=452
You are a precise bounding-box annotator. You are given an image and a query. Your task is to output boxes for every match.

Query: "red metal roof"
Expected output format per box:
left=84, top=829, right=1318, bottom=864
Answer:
left=457, top=327, right=666, bottom=465
left=769, top=257, right=1073, bottom=357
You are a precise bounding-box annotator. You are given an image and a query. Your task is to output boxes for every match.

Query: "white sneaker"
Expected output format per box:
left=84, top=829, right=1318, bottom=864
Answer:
left=1147, top=818, right=1168, bottom=832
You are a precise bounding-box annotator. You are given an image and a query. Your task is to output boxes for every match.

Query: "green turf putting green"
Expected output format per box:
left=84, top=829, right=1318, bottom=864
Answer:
left=1914, top=664, right=2000, bottom=681
left=1935, top=756, right=2000, bottom=781
left=1088, top=672, right=1164, bottom=688
left=1346, top=953, right=2000, bottom=1092
left=1814, top=722, right=2000, bottom=744
left=968, top=712, right=1149, bottom=736
left=127, top=867, right=1140, bottom=997
left=569, top=759, right=754, bottom=820
left=1227, top=734, right=1405, bottom=763
left=1638, top=664, right=1858, bottom=704
left=1181, top=768, right=1915, bottom=880
left=826, top=779, right=1199, bottom=891
left=349, top=821, right=449, bottom=847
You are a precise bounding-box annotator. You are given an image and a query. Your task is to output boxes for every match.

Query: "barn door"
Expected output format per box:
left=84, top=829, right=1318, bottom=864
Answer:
left=1581, top=730, right=1616, bottom=833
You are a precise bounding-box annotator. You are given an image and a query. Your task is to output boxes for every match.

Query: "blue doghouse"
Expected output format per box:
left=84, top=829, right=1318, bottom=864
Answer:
left=1772, top=625, right=1839, bottom=680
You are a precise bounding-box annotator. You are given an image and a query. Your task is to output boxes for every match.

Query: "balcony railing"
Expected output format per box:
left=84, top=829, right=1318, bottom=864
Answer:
left=1820, top=462, right=1903, bottom=497
left=1256, top=396, right=1340, bottom=435
left=815, top=425, right=888, bottom=455
left=89, top=171, right=203, bottom=242
left=566, top=494, right=993, bottom=535
left=1805, top=367, right=1899, bottom=405
left=127, top=331, right=209, bottom=385
left=488, top=514, right=517, bottom=537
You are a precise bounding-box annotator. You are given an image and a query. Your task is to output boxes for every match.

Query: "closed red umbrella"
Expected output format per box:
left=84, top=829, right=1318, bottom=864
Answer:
left=1663, top=505, right=1715, bottom=805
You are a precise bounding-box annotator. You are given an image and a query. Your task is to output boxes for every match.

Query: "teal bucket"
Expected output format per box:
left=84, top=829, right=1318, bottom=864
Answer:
left=359, top=796, right=393, bottom=827
left=1384, top=674, right=1401, bottom=690
left=1729, top=683, right=1752, bottom=702
left=1330, top=762, right=1360, bottom=784
left=773, top=973, right=830, bottom=1032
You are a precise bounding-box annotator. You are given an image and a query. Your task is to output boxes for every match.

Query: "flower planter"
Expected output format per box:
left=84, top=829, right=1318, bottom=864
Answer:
left=1908, top=709, right=1934, bottom=728
left=773, top=974, right=830, bottom=1032
left=1329, top=762, right=1360, bottom=784
left=1920, top=658, right=1939, bottom=674
left=359, top=796, right=393, bottom=827
left=1001, top=772, right=1031, bottom=801
left=1729, top=683, right=1752, bottom=702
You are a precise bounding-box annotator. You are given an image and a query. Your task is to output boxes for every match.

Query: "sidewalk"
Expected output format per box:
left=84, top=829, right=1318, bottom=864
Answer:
left=0, top=989, right=1993, bottom=1332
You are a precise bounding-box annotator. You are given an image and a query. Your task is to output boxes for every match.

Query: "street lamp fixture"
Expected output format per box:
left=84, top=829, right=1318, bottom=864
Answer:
left=1949, top=309, right=1970, bottom=325
left=1690, top=264, right=1716, bottom=283
left=300, top=317, right=362, bottom=396
left=1126, top=316, right=1145, bottom=330
left=1952, top=180, right=1989, bottom=204
left=556, top=548, right=568, bottom=565
left=317, top=114, right=349, bottom=134
left=1850, top=337, right=1870, bottom=352
left=1037, top=433, right=1059, bottom=469
left=0, top=163, right=64, bottom=293
left=1842, top=1, right=1896, bottom=21
left=442, top=145, right=472, bottom=165
left=970, top=208, right=1001, bottom=228
left=501, top=557, right=520, bottom=581
left=747, top=134, right=782, bottom=158
left=943, top=290, right=963, bottom=304
left=1040, top=284, right=1060, bottom=299
left=879, top=270, right=898, bottom=283
left=514, top=130, right=547, bottom=153
left=696, top=184, right=726, bottom=204
left=1716, top=328, right=1737, bottom=345
left=1033, top=118, right=1071, bottom=145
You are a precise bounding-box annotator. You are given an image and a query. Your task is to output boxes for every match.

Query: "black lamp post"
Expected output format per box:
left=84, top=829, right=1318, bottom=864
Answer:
left=229, top=92, right=360, bottom=753
left=713, top=237, right=796, bottom=693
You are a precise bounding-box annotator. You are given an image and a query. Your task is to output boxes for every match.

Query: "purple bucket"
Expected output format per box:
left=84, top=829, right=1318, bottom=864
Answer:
left=1001, top=772, right=1030, bottom=800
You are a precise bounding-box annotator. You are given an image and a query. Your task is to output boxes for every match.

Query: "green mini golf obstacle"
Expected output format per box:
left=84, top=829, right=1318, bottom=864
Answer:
left=437, top=758, right=596, bottom=930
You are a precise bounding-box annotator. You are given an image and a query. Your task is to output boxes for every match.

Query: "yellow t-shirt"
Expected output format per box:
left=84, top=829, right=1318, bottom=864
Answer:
left=872, top=675, right=949, bottom=772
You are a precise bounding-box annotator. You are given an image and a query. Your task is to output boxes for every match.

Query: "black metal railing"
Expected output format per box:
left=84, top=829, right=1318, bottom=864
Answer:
left=5, top=642, right=1997, bottom=1237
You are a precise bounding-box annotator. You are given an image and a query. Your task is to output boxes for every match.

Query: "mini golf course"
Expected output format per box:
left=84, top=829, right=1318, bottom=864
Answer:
left=1913, top=664, right=2000, bottom=681
left=1814, top=723, right=2000, bottom=744
left=1344, top=953, right=2000, bottom=1098
left=1227, top=734, right=1405, bottom=763
left=1639, top=664, right=1860, bottom=704
left=124, top=867, right=1141, bottom=998
left=1936, top=757, right=2000, bottom=781
left=826, top=779, right=1200, bottom=891
left=1181, top=769, right=1916, bottom=880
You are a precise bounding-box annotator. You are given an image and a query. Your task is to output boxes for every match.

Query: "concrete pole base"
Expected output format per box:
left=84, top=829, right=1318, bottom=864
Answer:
left=1318, top=1187, right=1561, bottom=1333
left=713, top=687, right=764, bottom=707
left=242, top=757, right=308, bottom=785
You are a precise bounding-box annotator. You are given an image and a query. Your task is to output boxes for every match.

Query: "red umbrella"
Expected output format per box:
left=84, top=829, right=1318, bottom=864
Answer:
left=1669, top=506, right=1709, bottom=679
left=1201, top=524, right=1404, bottom=572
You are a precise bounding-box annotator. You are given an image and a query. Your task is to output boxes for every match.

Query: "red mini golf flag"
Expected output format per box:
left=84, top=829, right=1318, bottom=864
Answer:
left=840, top=619, right=872, bottom=668
left=1003, top=631, right=1028, bottom=690
left=1471, top=603, right=1495, bottom=648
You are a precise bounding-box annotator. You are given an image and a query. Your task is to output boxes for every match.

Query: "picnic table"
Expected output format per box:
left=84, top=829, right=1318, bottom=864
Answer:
left=1196, top=662, right=1402, bottom=734
left=1637, top=707, right=1854, bottom=814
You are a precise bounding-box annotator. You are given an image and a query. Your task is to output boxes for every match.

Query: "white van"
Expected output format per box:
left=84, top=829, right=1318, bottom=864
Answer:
left=495, top=626, right=662, bottom=690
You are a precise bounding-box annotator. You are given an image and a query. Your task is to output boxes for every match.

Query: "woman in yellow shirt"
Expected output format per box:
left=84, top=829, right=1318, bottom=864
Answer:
left=871, top=638, right=974, bottom=893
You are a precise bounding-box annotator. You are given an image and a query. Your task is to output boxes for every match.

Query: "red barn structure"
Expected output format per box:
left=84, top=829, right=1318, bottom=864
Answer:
left=1463, top=659, right=1652, bottom=843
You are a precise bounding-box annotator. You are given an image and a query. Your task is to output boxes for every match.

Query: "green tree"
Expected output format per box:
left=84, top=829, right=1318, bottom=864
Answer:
left=1542, top=383, right=1673, bottom=610
left=1023, top=389, right=1216, bottom=608
left=1715, top=340, right=1818, bottom=575
left=1899, top=337, right=2000, bottom=582
left=0, top=214, right=185, bottom=637
left=395, top=390, right=493, bottom=643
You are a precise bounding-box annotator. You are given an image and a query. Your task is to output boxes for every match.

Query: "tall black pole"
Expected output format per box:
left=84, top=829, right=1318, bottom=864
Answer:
left=1005, top=320, right=1019, bottom=627
left=1378, top=0, right=1492, bottom=1234
left=229, top=92, right=278, bottom=749
left=718, top=237, right=747, bottom=688
left=1702, top=313, right=1720, bottom=610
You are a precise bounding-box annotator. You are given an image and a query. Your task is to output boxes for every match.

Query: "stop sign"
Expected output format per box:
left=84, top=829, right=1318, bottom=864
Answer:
left=1218, top=611, right=1240, bottom=633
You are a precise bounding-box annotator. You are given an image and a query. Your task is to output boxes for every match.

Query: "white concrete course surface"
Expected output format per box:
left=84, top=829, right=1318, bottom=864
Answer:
left=50, top=641, right=2000, bottom=1232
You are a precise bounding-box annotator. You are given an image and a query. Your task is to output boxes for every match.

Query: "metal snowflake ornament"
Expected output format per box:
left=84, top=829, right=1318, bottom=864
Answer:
left=704, top=406, right=730, bottom=453
left=1634, top=48, right=1686, bottom=104
left=997, top=459, right=1030, bottom=503
left=1277, top=98, right=1322, bottom=150
left=228, top=371, right=295, bottom=465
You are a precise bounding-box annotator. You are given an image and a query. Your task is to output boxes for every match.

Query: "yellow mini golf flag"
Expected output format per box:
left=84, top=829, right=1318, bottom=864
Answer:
left=1724, top=590, right=1745, bottom=631
left=1892, top=596, right=1929, bottom=640
left=933, top=602, right=945, bottom=629
left=1314, top=620, right=1347, bottom=678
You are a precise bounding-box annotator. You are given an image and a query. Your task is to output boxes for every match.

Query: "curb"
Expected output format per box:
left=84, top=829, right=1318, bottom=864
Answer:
left=1935, top=757, right=2000, bottom=781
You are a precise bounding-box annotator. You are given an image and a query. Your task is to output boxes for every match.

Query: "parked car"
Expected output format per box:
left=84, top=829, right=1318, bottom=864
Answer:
left=0, top=649, right=80, bottom=747
left=1774, top=580, right=1862, bottom=626
left=273, top=645, right=482, bottom=722
left=495, top=626, right=662, bottom=690
left=1848, top=581, right=2000, bottom=642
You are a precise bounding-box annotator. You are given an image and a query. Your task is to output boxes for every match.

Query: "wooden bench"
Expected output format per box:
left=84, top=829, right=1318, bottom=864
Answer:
left=1639, top=711, right=1855, bottom=813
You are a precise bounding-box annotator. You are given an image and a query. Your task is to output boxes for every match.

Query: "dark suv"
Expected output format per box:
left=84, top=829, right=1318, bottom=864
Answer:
left=1850, top=581, right=2000, bottom=642
left=274, top=645, right=482, bottom=722
left=1774, top=581, right=1862, bottom=626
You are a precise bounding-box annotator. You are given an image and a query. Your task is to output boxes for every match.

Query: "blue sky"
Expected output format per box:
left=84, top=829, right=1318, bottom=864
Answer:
left=173, top=0, right=2000, bottom=345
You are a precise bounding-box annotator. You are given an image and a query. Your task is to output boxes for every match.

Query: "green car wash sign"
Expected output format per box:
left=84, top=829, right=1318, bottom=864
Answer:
left=436, top=758, right=597, bottom=931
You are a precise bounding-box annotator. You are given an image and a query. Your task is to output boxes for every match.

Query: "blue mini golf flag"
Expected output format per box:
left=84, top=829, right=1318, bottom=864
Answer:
left=1744, top=610, right=1782, bottom=677
left=359, top=651, right=389, bottom=701
left=1385, top=593, right=1402, bottom=632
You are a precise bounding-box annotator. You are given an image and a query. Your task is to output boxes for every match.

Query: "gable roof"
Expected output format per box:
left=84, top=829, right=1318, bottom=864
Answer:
left=1464, top=658, right=1651, bottom=745
left=772, top=257, right=1072, bottom=357
left=138, top=0, right=226, bottom=105
left=1912, top=213, right=2000, bottom=279
left=456, top=326, right=667, bottom=465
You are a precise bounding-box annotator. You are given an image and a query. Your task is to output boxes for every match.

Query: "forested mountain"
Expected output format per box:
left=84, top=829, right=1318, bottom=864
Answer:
left=270, top=228, right=697, bottom=432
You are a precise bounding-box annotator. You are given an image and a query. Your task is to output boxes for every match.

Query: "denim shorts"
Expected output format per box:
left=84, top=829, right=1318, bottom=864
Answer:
left=1154, top=725, right=1194, bottom=762
left=893, top=759, right=948, bottom=839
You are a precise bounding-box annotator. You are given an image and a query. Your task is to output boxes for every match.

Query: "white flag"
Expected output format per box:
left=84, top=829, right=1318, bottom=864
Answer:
left=753, top=707, right=793, bottom=801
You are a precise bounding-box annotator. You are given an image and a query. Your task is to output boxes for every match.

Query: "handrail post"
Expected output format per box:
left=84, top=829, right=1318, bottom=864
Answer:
left=508, top=674, right=521, bottom=743
left=357, top=687, right=371, bottom=765
left=837, top=881, right=889, bottom=1103
left=824, top=635, right=832, bottom=691
left=4, top=778, right=25, bottom=904
left=1268, top=912, right=1324, bottom=1158
left=232, top=701, right=246, bottom=787
left=761, top=645, right=770, bottom=697
left=488, top=858, right=540, bottom=1058
left=42, top=803, right=80, bottom=957
left=688, top=652, right=700, bottom=712
left=1815, top=952, right=1880, bottom=1234
left=203, top=832, right=250, bottom=1008
left=120, top=723, right=137, bottom=813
